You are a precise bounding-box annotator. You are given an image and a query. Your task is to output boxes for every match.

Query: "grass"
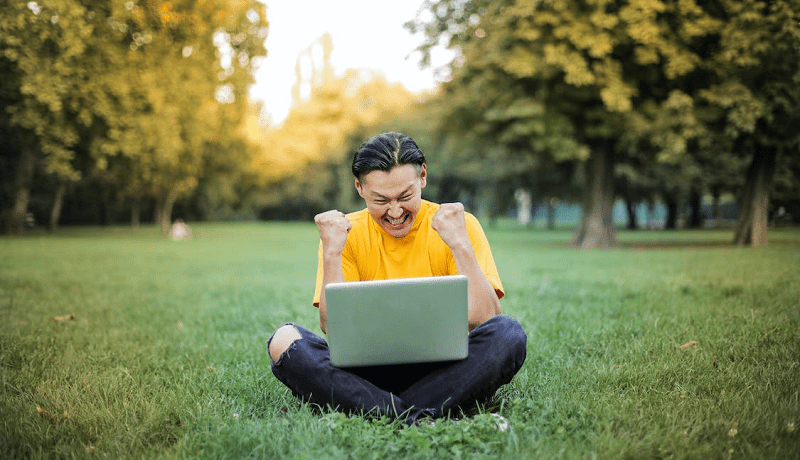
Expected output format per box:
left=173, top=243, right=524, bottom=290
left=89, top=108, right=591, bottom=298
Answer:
left=1, top=222, right=798, bottom=459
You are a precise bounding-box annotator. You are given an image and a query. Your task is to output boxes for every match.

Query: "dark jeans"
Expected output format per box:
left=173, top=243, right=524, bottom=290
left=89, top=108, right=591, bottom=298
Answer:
left=268, top=315, right=527, bottom=424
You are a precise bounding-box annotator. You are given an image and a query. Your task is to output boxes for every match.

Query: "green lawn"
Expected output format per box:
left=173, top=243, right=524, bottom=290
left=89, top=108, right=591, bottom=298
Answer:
left=1, top=223, right=798, bottom=459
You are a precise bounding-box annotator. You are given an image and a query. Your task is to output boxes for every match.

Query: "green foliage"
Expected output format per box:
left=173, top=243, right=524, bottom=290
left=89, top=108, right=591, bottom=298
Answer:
left=254, top=33, right=417, bottom=183
left=96, top=0, right=268, bottom=227
left=1, top=224, right=799, bottom=458
left=409, top=0, right=800, bottom=246
left=250, top=33, right=422, bottom=214
left=412, top=0, right=800, bottom=160
left=0, top=0, right=269, bottom=230
left=0, top=1, right=94, bottom=181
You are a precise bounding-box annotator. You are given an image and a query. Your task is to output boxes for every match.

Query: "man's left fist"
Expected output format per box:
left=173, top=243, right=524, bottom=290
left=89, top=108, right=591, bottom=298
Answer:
left=431, top=202, right=469, bottom=249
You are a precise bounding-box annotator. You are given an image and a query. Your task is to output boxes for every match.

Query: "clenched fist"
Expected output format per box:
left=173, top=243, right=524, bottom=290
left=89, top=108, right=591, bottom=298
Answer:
left=431, top=202, right=470, bottom=249
left=314, top=210, right=352, bottom=256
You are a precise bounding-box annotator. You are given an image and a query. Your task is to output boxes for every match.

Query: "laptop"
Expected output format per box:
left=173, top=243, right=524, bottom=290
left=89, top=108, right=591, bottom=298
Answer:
left=324, top=275, right=469, bottom=367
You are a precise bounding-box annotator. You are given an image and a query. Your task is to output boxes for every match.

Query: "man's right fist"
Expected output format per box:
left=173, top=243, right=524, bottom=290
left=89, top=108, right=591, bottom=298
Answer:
left=314, top=210, right=352, bottom=256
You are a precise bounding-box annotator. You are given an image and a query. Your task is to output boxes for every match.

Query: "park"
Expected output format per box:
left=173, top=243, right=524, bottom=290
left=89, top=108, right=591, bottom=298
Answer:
left=2, top=0, right=799, bottom=458
left=1, top=223, right=799, bottom=458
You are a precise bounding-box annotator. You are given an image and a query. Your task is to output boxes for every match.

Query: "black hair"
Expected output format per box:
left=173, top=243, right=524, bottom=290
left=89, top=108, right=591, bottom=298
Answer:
left=352, top=132, right=426, bottom=182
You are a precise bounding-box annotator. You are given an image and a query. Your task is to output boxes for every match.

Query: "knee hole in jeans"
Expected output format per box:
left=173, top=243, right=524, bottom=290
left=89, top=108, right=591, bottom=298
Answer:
left=269, top=324, right=302, bottom=362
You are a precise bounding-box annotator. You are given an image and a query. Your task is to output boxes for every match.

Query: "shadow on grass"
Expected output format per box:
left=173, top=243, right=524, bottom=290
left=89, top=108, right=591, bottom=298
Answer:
left=621, top=241, right=738, bottom=250
left=621, top=236, right=800, bottom=250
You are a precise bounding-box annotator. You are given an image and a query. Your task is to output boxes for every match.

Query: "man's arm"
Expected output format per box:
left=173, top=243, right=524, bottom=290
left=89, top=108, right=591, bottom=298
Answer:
left=314, top=210, right=352, bottom=334
left=432, top=203, right=501, bottom=330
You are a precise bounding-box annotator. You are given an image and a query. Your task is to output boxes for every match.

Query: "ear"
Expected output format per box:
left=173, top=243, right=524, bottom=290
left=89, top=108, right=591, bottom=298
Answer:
left=419, top=163, right=428, bottom=189
left=354, top=177, right=365, bottom=198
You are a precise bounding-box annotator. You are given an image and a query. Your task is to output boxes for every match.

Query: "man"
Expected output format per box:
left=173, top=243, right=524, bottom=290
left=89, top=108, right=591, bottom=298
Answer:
left=267, top=132, right=526, bottom=425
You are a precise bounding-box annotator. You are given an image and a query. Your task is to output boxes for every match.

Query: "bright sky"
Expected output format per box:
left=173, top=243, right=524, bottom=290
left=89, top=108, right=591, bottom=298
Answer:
left=249, top=0, right=452, bottom=125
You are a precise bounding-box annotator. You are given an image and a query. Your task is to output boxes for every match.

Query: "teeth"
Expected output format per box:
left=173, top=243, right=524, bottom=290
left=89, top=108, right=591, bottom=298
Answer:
left=388, top=215, right=406, bottom=225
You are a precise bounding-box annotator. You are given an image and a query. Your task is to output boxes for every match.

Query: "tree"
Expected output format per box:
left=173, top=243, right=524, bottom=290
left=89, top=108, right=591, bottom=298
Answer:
left=96, top=0, right=268, bottom=233
left=1, top=1, right=93, bottom=232
left=410, top=0, right=800, bottom=247
left=252, top=33, right=418, bottom=213
left=625, top=0, right=800, bottom=243
left=408, top=0, right=661, bottom=247
left=703, top=1, right=800, bottom=246
left=1, top=0, right=268, bottom=233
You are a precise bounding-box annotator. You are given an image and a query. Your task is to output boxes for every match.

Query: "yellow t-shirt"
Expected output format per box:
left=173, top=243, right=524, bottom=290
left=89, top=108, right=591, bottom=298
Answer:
left=313, top=200, right=504, bottom=306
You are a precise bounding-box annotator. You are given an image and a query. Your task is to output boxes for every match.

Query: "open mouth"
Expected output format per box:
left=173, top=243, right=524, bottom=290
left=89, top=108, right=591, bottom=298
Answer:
left=385, top=213, right=409, bottom=227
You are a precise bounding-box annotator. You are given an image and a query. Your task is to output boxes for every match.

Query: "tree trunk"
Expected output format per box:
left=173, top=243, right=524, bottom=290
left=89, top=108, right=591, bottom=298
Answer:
left=664, top=192, right=678, bottom=230
left=733, top=147, right=777, bottom=247
left=5, top=142, right=37, bottom=234
left=687, top=188, right=703, bottom=229
left=131, top=197, right=141, bottom=228
left=710, top=188, right=722, bottom=228
left=571, top=146, right=619, bottom=248
left=487, top=183, right=505, bottom=229
left=99, top=188, right=113, bottom=226
left=547, top=198, right=557, bottom=230
left=159, top=184, right=182, bottom=235
left=48, top=181, right=68, bottom=233
left=154, top=196, right=164, bottom=230
left=625, top=199, right=638, bottom=230
left=646, top=200, right=657, bottom=229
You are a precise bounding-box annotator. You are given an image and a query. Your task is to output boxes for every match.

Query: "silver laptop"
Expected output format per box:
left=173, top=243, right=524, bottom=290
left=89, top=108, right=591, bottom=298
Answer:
left=325, top=275, right=468, bottom=367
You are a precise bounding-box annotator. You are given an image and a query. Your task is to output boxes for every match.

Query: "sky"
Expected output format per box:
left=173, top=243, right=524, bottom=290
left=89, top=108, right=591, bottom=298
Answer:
left=249, top=0, right=453, bottom=125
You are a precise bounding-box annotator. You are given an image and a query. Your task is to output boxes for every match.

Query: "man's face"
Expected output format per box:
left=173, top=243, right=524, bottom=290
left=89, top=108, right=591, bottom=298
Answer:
left=355, top=164, right=427, bottom=238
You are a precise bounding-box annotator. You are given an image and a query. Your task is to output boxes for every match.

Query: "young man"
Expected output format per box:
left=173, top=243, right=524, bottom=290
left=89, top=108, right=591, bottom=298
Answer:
left=267, top=132, right=527, bottom=424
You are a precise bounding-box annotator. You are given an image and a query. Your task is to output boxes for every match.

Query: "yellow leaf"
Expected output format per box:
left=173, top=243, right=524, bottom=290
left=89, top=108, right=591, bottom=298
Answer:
left=51, top=313, right=76, bottom=323
left=36, top=405, right=58, bottom=422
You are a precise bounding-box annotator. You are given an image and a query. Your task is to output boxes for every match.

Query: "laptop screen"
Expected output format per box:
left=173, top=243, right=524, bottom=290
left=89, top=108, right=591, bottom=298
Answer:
left=325, top=275, right=469, bottom=367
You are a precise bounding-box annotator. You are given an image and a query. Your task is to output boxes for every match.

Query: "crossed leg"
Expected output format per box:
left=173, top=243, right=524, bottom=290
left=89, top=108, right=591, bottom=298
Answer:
left=266, top=316, right=526, bottom=424
left=267, top=323, right=428, bottom=423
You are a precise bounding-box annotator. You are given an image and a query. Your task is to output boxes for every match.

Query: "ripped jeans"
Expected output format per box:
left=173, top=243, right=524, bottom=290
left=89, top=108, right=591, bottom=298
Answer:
left=267, top=315, right=527, bottom=424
